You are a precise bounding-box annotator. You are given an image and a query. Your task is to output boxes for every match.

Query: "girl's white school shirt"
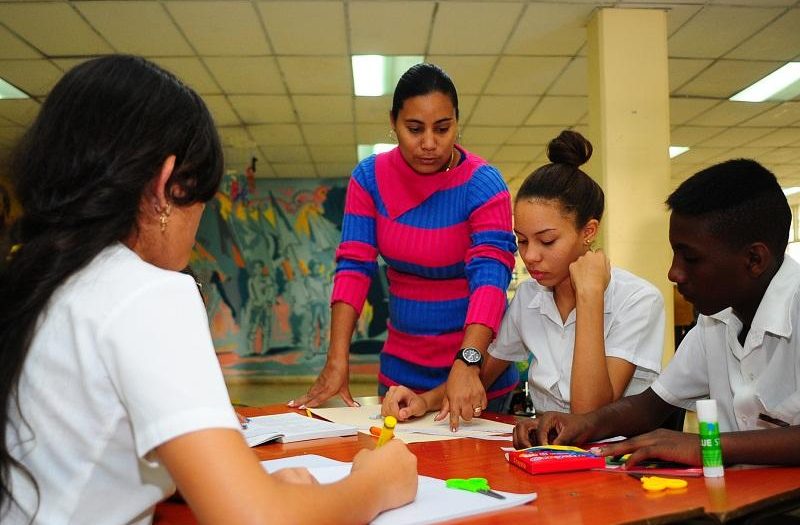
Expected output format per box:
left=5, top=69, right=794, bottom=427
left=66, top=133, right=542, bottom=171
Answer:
left=5, top=244, right=239, bottom=524
left=488, top=268, right=665, bottom=413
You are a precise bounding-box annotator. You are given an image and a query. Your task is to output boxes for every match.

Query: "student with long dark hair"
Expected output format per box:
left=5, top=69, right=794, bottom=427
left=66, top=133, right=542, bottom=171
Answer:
left=0, top=55, right=416, bottom=524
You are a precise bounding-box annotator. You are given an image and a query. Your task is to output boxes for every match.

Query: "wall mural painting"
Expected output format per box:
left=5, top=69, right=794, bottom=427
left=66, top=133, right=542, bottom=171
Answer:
left=192, top=171, right=385, bottom=379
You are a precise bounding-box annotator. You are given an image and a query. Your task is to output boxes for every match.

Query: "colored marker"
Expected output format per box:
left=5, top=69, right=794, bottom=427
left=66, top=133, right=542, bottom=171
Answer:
left=376, top=416, right=397, bottom=448
left=369, top=426, right=382, bottom=437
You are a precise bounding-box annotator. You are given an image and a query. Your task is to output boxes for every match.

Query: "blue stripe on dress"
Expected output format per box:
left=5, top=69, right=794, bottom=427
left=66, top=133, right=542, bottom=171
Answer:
left=335, top=259, right=378, bottom=277
left=389, top=296, right=468, bottom=335
left=380, top=353, right=520, bottom=394
left=466, top=257, right=512, bottom=291
left=471, top=230, right=517, bottom=254
left=383, top=255, right=465, bottom=279
left=340, top=214, right=375, bottom=245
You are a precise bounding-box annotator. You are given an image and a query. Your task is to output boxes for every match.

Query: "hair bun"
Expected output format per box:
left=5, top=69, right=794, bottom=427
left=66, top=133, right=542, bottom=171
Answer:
left=547, top=130, right=592, bottom=168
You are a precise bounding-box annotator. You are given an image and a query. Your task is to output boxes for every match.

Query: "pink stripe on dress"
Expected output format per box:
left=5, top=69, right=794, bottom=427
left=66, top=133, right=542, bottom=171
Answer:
left=382, top=324, right=464, bottom=368
left=336, top=240, right=379, bottom=262
left=465, top=285, right=508, bottom=335
left=387, top=268, right=469, bottom=302
left=330, top=270, right=372, bottom=314
left=376, top=217, right=470, bottom=267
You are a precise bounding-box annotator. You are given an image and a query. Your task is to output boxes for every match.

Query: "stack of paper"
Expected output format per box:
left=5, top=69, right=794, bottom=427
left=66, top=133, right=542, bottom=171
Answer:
left=242, top=413, right=357, bottom=447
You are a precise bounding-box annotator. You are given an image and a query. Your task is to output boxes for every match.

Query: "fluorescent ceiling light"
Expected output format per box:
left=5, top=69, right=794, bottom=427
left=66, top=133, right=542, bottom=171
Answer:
left=352, top=55, right=424, bottom=97
left=0, top=77, right=29, bottom=100
left=357, top=143, right=394, bottom=161
left=782, top=187, right=800, bottom=197
left=669, top=146, right=690, bottom=159
left=730, top=62, right=800, bottom=102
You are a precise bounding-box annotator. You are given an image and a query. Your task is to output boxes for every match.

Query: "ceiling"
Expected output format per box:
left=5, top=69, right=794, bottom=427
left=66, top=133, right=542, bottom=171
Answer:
left=1, top=0, right=800, bottom=191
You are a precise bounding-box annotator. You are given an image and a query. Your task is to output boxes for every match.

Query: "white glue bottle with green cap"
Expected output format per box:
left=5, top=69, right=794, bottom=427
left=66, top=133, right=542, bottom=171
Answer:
left=696, top=399, right=724, bottom=477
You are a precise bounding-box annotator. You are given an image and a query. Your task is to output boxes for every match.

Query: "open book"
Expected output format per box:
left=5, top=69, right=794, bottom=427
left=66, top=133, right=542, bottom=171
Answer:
left=242, top=413, right=357, bottom=447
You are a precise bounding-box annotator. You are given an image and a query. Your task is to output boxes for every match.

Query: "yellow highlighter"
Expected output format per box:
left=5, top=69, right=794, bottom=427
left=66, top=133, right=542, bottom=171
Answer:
left=376, top=416, right=397, bottom=448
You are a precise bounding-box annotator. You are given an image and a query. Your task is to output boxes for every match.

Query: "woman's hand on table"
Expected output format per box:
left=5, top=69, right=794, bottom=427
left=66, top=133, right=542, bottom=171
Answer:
left=439, top=361, right=487, bottom=432
left=290, top=358, right=356, bottom=408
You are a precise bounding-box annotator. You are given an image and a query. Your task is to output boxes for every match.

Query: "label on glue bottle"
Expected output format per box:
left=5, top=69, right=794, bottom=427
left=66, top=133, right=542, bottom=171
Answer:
left=696, top=399, right=724, bottom=478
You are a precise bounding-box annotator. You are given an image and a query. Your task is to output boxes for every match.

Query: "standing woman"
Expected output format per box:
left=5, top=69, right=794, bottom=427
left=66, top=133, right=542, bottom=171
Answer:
left=292, top=63, right=518, bottom=424
left=0, top=55, right=416, bottom=524
left=384, top=131, right=665, bottom=425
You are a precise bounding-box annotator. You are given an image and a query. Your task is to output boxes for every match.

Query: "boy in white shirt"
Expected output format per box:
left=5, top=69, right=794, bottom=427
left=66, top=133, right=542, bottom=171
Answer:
left=514, top=158, right=800, bottom=468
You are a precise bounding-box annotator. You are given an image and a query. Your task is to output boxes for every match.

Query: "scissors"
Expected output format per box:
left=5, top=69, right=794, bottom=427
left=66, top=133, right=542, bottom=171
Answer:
left=445, top=478, right=506, bottom=499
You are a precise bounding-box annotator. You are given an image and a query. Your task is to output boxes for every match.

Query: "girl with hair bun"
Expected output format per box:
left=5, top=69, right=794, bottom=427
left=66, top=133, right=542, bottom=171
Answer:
left=388, top=130, right=665, bottom=418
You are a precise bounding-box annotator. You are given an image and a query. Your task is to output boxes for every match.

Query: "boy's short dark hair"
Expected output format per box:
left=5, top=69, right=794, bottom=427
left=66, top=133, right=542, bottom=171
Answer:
left=666, top=159, right=791, bottom=256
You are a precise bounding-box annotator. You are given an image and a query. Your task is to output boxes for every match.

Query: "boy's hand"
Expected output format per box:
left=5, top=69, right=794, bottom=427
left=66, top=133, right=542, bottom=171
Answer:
left=589, top=429, right=702, bottom=467
left=522, top=411, right=595, bottom=447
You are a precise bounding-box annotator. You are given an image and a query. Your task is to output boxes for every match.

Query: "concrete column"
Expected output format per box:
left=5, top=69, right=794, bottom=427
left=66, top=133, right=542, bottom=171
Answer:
left=587, top=8, right=675, bottom=364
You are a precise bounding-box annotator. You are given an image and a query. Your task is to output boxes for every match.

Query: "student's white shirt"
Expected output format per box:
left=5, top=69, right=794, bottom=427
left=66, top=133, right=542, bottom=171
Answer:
left=652, top=256, right=800, bottom=432
left=5, top=243, right=239, bottom=525
left=488, top=268, right=664, bottom=413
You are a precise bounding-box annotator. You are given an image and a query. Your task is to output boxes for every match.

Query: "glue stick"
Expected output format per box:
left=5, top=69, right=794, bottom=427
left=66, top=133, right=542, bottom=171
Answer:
left=696, top=399, right=724, bottom=478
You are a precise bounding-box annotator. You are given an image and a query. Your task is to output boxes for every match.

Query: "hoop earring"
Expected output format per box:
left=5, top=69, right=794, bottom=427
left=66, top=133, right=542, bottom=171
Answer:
left=159, top=204, right=172, bottom=233
left=389, top=129, right=397, bottom=143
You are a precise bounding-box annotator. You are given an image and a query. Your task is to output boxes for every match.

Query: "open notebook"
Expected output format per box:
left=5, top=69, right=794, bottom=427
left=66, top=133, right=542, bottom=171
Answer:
left=242, top=413, right=357, bottom=447
left=261, top=454, right=537, bottom=525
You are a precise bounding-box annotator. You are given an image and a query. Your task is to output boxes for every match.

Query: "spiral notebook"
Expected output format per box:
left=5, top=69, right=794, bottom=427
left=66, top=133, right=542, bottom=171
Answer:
left=242, top=413, right=357, bottom=447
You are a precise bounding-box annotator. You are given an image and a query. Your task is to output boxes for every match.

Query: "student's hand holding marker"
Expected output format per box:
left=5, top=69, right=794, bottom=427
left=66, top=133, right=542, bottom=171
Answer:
left=351, top=440, right=418, bottom=511
left=588, top=428, right=702, bottom=468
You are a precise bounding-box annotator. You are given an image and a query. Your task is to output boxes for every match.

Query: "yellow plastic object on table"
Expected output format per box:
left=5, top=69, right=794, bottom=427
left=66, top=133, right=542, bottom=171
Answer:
left=640, top=476, right=688, bottom=492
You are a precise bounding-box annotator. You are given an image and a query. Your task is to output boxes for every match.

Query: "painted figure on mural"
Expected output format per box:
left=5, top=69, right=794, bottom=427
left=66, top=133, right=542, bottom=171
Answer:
left=306, top=259, right=332, bottom=356
left=243, top=259, right=277, bottom=356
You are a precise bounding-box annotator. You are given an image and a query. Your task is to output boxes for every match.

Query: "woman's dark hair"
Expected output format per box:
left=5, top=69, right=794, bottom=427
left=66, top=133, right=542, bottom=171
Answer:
left=516, top=130, right=603, bottom=228
left=0, top=54, right=223, bottom=516
left=390, top=63, right=459, bottom=121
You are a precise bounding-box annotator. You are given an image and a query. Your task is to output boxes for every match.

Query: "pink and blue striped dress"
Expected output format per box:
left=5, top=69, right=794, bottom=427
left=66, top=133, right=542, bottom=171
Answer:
left=331, top=145, right=519, bottom=400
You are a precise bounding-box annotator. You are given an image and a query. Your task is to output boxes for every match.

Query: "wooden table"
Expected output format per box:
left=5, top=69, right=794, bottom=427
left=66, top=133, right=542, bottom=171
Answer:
left=154, top=405, right=800, bottom=525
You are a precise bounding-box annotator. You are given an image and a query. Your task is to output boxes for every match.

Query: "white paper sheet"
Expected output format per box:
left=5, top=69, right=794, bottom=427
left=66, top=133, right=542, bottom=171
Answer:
left=262, top=454, right=537, bottom=525
left=309, top=406, right=514, bottom=444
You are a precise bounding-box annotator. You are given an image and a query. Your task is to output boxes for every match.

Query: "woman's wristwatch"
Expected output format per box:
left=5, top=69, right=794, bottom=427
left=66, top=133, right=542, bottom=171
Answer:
left=454, top=347, right=483, bottom=367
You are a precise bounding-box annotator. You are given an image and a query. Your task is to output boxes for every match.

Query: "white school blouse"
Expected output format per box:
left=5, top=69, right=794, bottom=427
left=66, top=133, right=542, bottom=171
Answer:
left=5, top=243, right=239, bottom=525
left=489, top=268, right=664, bottom=413
left=652, top=256, right=800, bottom=432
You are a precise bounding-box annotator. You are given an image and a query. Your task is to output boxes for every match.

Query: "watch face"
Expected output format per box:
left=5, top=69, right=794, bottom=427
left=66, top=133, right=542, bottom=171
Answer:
left=462, top=348, right=481, bottom=363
